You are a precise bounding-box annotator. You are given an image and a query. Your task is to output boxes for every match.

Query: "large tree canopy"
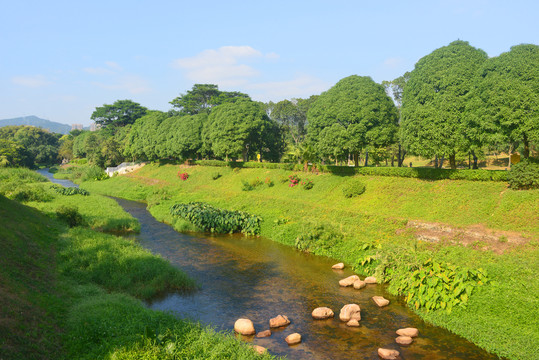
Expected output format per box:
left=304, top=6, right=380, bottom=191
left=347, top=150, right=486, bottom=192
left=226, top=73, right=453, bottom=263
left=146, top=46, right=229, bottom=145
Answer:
left=204, top=100, right=282, bottom=162
left=170, top=84, right=250, bottom=115
left=401, top=40, right=488, bottom=169
left=468, top=44, right=539, bottom=158
left=307, top=75, right=398, bottom=165
left=0, top=125, right=59, bottom=167
left=91, top=99, right=148, bottom=128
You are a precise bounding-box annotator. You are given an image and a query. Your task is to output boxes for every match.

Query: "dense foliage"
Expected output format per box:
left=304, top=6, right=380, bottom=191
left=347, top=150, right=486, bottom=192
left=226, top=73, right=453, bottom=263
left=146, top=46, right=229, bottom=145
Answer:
left=342, top=178, right=366, bottom=198
left=507, top=159, right=539, bottom=189
left=51, top=185, right=90, bottom=196
left=91, top=99, right=148, bottom=128
left=0, top=126, right=60, bottom=167
left=169, top=202, right=262, bottom=235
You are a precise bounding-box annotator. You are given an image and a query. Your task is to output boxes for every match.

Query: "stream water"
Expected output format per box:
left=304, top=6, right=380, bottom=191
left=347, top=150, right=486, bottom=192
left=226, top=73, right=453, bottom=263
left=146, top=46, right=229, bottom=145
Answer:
left=39, top=170, right=498, bottom=360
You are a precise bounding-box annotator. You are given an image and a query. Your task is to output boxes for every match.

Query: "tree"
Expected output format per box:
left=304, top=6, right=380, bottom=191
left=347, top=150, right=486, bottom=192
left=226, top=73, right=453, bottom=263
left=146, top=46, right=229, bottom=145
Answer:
left=204, top=100, right=282, bottom=162
left=401, top=40, right=488, bottom=169
left=269, top=99, right=307, bottom=146
left=307, top=75, right=398, bottom=166
left=91, top=99, right=148, bottom=128
left=157, top=113, right=207, bottom=160
left=469, top=44, right=539, bottom=159
left=0, top=125, right=60, bottom=166
left=383, top=72, right=410, bottom=166
left=169, top=84, right=250, bottom=115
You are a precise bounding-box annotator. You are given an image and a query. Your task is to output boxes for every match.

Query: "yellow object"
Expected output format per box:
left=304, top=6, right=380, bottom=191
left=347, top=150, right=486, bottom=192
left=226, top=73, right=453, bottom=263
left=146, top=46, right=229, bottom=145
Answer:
left=510, top=153, right=521, bottom=165
left=257, top=153, right=261, bottom=162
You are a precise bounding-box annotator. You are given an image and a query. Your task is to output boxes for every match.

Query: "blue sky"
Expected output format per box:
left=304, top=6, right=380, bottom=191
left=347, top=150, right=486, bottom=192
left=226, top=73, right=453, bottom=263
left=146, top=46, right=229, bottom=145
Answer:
left=1, top=0, right=537, bottom=126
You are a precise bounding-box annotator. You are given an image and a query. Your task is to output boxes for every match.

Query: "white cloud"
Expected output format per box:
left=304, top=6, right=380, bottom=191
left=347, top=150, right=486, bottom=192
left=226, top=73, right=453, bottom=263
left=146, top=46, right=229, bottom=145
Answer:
left=11, top=75, right=52, bottom=88
left=92, top=75, right=151, bottom=94
left=247, top=75, right=329, bottom=102
left=172, top=46, right=268, bottom=86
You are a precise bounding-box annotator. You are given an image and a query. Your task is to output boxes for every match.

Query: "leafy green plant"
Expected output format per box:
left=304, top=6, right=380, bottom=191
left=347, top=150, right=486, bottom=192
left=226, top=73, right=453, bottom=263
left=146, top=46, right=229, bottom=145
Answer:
left=81, top=166, right=109, bottom=181
left=301, top=178, right=314, bottom=190
left=264, top=177, right=274, bottom=187
left=1, top=183, right=53, bottom=202
left=507, top=158, right=539, bottom=189
left=56, top=205, right=85, bottom=227
left=295, top=223, right=343, bottom=254
left=241, top=177, right=263, bottom=191
left=169, top=202, right=262, bottom=235
left=211, top=172, right=222, bottom=180
left=342, top=178, right=366, bottom=198
left=289, top=174, right=301, bottom=187
left=51, top=185, right=89, bottom=196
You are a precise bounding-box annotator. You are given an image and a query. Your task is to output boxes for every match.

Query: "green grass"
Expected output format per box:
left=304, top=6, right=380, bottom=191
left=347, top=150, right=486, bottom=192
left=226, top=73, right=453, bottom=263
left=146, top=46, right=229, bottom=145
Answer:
left=0, top=168, right=280, bottom=360
left=81, top=163, right=539, bottom=360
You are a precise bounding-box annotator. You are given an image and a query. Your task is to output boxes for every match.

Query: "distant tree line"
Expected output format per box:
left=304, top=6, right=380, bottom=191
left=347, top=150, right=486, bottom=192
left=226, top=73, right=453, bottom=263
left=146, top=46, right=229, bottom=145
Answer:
left=2, top=40, right=537, bottom=170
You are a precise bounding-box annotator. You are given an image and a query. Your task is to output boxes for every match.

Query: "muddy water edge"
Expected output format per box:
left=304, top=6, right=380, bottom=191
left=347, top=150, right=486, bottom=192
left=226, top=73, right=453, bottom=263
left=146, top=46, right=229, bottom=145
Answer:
left=111, top=197, right=498, bottom=360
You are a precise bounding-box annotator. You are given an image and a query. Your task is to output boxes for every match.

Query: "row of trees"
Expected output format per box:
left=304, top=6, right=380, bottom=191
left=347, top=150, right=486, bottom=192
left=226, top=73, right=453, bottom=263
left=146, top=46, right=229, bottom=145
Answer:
left=2, top=40, right=536, bottom=169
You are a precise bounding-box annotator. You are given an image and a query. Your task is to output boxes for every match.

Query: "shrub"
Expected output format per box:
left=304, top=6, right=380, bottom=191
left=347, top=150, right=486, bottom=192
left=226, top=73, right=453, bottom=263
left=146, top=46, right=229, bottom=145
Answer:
left=2, top=183, right=53, bottom=202
left=507, top=159, right=539, bottom=189
left=301, top=178, right=314, bottom=190
left=288, top=174, right=301, bottom=187
left=81, top=166, right=109, bottom=181
left=52, top=185, right=89, bottom=196
left=241, top=178, right=263, bottom=191
left=56, top=205, right=85, bottom=227
left=170, top=202, right=262, bottom=235
left=264, top=177, right=274, bottom=187
left=295, top=223, right=343, bottom=254
left=178, top=172, right=189, bottom=181
left=211, top=172, right=222, bottom=180
left=342, top=178, right=366, bottom=198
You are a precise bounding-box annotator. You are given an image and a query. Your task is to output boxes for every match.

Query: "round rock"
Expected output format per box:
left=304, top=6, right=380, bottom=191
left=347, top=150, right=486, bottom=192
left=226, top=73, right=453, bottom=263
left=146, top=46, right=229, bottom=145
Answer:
left=353, top=279, right=366, bottom=289
left=339, top=304, right=361, bottom=322
left=269, top=314, right=290, bottom=328
left=312, top=307, right=334, bottom=320
left=332, top=262, right=345, bottom=270
left=377, top=348, right=400, bottom=360
left=364, top=276, right=377, bottom=284
left=339, top=275, right=360, bottom=287
left=234, top=318, right=255, bottom=335
left=396, top=327, right=419, bottom=338
left=285, top=333, right=302, bottom=345
left=346, top=319, right=360, bottom=327
left=396, top=335, right=413, bottom=345
left=252, top=345, right=267, bottom=354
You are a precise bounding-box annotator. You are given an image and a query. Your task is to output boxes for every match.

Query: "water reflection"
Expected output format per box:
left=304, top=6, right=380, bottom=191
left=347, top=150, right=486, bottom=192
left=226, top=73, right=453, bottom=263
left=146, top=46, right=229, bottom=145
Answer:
left=115, top=198, right=497, bottom=360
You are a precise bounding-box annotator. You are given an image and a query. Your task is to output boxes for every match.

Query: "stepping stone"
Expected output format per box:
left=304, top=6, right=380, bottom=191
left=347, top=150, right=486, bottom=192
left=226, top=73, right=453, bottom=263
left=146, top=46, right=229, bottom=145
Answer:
left=396, top=327, right=419, bottom=337
left=372, top=296, right=390, bottom=307
left=234, top=318, right=255, bottom=335
left=339, top=275, right=359, bottom=286
left=312, top=307, right=334, bottom=319
left=377, top=348, right=400, bottom=359
left=285, top=333, right=302, bottom=345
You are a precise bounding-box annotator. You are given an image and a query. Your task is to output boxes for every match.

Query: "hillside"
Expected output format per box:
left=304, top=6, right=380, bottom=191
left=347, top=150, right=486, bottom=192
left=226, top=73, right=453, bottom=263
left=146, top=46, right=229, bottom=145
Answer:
left=0, top=116, right=72, bottom=134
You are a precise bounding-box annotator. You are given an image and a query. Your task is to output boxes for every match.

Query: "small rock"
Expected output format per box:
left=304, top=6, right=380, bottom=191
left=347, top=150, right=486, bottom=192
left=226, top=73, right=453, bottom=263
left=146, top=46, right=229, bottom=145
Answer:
left=256, top=329, right=272, bottom=338
left=339, top=304, right=361, bottom=322
left=332, top=262, right=345, bottom=270
left=269, top=314, right=290, bottom=328
left=372, top=296, right=390, bottom=307
left=364, top=276, right=377, bottom=284
left=346, top=319, right=360, bottom=327
left=353, top=280, right=366, bottom=289
left=378, top=348, right=400, bottom=359
left=312, top=307, right=334, bottom=319
left=285, top=333, right=302, bottom=345
left=234, top=318, right=255, bottom=335
left=339, top=275, right=360, bottom=287
left=396, top=335, right=413, bottom=345
left=396, top=327, right=419, bottom=338
left=252, top=345, right=267, bottom=354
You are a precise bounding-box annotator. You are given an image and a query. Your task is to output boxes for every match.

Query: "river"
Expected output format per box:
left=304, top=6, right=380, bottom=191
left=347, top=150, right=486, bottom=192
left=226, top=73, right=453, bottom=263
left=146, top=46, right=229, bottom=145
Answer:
left=40, top=170, right=498, bottom=360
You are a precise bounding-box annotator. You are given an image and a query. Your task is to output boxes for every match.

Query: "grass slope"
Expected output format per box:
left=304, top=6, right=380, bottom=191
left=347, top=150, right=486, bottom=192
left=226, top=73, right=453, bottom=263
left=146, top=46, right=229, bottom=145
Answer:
left=80, top=163, right=539, bottom=360
left=0, top=168, right=279, bottom=360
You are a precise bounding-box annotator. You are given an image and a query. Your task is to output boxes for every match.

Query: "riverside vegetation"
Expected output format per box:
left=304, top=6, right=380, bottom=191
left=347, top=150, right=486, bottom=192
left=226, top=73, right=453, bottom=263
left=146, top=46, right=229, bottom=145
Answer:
left=74, top=162, right=539, bottom=360
left=0, top=168, right=279, bottom=360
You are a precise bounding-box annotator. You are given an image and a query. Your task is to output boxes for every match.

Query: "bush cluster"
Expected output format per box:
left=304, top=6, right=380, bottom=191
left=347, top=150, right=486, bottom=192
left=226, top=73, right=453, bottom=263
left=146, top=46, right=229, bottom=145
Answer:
left=56, top=205, right=85, bottom=227
left=295, top=223, right=343, bottom=255
left=507, top=159, right=539, bottom=189
left=178, top=172, right=189, bottom=181
left=241, top=177, right=263, bottom=191
left=169, top=202, right=261, bottom=235
left=52, top=185, right=89, bottom=196
left=342, top=178, right=366, bottom=198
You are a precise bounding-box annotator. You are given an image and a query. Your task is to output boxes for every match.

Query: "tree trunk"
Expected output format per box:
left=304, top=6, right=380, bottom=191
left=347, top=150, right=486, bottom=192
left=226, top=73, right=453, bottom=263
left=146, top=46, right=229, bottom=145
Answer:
left=471, top=150, right=478, bottom=169
left=391, top=155, right=395, bottom=167
left=398, top=144, right=403, bottom=167
left=439, top=155, right=445, bottom=169
left=523, top=133, right=530, bottom=158
left=468, top=152, right=471, bottom=169
left=508, top=144, right=513, bottom=169
left=434, top=155, right=439, bottom=169
left=449, top=154, right=457, bottom=169
left=364, top=151, right=369, bottom=167
left=353, top=152, right=359, bottom=167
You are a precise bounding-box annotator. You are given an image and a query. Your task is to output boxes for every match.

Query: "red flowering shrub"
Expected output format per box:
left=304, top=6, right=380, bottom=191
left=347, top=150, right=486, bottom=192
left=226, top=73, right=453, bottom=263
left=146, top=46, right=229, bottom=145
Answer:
left=178, top=172, right=189, bottom=181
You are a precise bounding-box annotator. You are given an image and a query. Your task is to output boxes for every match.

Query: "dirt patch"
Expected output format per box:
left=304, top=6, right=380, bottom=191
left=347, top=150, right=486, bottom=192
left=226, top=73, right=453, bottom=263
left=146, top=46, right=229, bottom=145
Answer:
left=403, top=220, right=532, bottom=254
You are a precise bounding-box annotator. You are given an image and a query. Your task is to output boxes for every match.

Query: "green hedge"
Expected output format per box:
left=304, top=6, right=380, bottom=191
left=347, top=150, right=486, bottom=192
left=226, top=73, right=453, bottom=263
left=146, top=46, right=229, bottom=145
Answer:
left=194, top=160, right=508, bottom=182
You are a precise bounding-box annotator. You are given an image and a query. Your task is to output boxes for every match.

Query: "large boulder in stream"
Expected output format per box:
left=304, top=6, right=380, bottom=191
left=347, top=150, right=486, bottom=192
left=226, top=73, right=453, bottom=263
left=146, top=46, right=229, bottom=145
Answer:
left=332, top=262, right=345, bottom=270
left=285, top=333, right=302, bottom=345
left=269, top=314, right=290, bottom=328
left=372, top=296, right=390, bottom=307
left=353, top=279, right=366, bottom=289
left=339, top=304, right=361, bottom=322
left=312, top=307, right=334, bottom=319
left=234, top=318, right=256, bottom=335
left=364, top=276, right=377, bottom=284
left=396, top=327, right=419, bottom=337
left=339, top=275, right=359, bottom=287
left=378, top=348, right=400, bottom=359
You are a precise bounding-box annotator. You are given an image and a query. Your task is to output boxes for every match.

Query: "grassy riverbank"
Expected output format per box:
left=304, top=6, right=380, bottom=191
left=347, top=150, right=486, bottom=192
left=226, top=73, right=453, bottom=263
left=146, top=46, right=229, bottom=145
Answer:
left=79, top=163, right=539, bottom=360
left=0, top=168, right=278, bottom=359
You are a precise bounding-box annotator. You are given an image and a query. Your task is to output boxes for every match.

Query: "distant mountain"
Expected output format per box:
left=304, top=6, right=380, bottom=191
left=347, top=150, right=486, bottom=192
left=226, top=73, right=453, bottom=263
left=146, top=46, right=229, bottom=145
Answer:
left=0, top=115, right=74, bottom=134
